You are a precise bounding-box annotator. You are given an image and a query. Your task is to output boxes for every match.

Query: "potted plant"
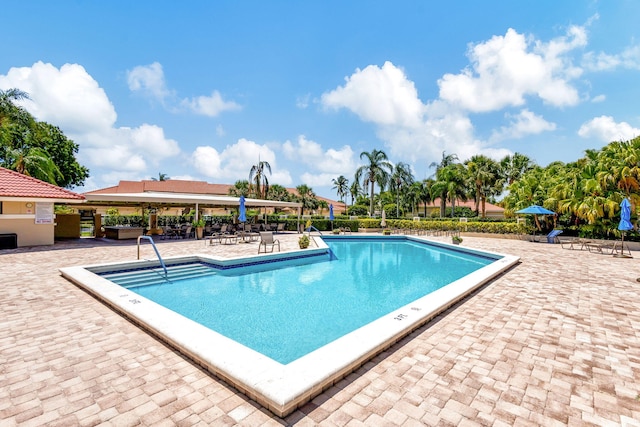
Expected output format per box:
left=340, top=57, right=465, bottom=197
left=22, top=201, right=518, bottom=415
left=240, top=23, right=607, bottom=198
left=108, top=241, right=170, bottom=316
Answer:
left=298, top=234, right=310, bottom=249
left=382, top=229, right=392, bottom=235
left=192, top=218, right=206, bottom=239
left=452, top=235, right=463, bottom=245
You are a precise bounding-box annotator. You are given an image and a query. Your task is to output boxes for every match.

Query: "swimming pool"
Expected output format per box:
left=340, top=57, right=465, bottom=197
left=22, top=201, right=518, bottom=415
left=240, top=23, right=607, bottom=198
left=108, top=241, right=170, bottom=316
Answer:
left=61, top=235, right=519, bottom=416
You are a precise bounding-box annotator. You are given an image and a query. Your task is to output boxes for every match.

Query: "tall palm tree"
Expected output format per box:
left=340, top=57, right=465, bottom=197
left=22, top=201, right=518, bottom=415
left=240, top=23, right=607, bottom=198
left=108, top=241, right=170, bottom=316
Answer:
left=355, top=149, right=392, bottom=216
left=389, top=162, right=414, bottom=217
left=296, top=184, right=318, bottom=216
left=331, top=175, right=349, bottom=213
left=349, top=180, right=362, bottom=207
left=465, top=155, right=500, bottom=217
left=429, top=151, right=459, bottom=217
left=151, top=172, right=170, bottom=181
left=249, top=159, right=272, bottom=199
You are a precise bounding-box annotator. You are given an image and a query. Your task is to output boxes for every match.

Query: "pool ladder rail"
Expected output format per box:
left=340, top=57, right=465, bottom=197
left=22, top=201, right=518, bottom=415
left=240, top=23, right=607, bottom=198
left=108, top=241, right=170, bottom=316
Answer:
left=137, top=235, right=168, bottom=277
left=305, top=225, right=322, bottom=247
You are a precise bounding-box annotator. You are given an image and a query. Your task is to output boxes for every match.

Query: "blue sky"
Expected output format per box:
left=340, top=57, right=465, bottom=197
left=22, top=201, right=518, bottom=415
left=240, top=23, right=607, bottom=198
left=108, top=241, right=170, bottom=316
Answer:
left=2, top=1, right=640, bottom=199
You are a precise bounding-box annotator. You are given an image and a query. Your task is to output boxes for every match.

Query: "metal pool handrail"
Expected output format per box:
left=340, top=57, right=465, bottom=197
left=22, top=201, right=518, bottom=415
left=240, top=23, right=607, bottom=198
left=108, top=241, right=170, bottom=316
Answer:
left=137, top=235, right=168, bottom=277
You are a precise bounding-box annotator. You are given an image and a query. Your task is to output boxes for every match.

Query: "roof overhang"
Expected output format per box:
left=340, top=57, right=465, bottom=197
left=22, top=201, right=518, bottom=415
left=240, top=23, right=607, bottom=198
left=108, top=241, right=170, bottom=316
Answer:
left=82, top=192, right=302, bottom=209
left=0, top=196, right=85, bottom=204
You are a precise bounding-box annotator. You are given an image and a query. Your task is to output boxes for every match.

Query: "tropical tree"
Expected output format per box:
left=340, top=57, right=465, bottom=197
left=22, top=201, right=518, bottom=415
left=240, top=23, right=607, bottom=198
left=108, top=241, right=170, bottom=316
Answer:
left=151, top=172, right=170, bottom=181
left=431, top=163, right=467, bottom=217
left=465, top=155, right=500, bottom=217
left=500, top=152, right=535, bottom=186
left=429, top=151, right=459, bottom=217
left=411, top=179, right=434, bottom=217
left=295, top=184, right=318, bottom=216
left=228, top=179, right=251, bottom=197
left=331, top=175, right=349, bottom=213
left=355, top=149, right=392, bottom=216
left=266, top=184, right=291, bottom=202
left=6, top=146, right=61, bottom=184
left=389, top=162, right=414, bottom=217
left=249, top=159, right=271, bottom=199
left=349, top=180, right=362, bottom=207
left=0, top=88, right=89, bottom=187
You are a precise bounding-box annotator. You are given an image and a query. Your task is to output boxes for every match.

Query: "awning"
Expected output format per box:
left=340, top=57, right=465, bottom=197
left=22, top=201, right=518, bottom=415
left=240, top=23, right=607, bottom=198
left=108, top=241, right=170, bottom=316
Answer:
left=82, top=191, right=302, bottom=209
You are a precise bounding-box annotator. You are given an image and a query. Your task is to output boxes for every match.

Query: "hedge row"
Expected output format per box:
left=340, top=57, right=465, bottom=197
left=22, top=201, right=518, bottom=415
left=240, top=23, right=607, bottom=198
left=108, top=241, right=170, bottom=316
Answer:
left=103, top=214, right=528, bottom=235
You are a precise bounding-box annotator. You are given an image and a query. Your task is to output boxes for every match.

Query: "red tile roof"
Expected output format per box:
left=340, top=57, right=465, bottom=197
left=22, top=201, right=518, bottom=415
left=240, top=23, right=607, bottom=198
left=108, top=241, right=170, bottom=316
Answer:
left=0, top=167, right=84, bottom=200
left=86, top=180, right=347, bottom=211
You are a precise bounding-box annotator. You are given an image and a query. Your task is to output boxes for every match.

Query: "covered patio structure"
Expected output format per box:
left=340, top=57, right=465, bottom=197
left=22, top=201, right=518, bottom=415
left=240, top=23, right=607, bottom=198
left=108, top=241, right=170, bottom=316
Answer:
left=82, top=191, right=303, bottom=234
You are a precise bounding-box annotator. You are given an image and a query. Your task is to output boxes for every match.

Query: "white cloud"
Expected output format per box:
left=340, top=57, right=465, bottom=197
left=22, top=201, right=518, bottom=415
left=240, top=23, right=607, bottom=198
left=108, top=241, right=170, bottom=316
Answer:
left=438, top=27, right=583, bottom=112
left=490, top=109, right=556, bottom=142
left=127, top=62, right=172, bottom=102
left=321, top=61, right=424, bottom=127
left=582, top=45, right=640, bottom=71
left=0, top=61, right=117, bottom=134
left=591, top=94, right=606, bottom=103
left=0, top=62, right=182, bottom=185
left=192, top=138, right=292, bottom=185
left=578, top=116, right=640, bottom=142
left=181, top=90, right=241, bottom=117
left=282, top=135, right=355, bottom=174
left=296, top=93, right=311, bottom=109
left=128, top=62, right=241, bottom=117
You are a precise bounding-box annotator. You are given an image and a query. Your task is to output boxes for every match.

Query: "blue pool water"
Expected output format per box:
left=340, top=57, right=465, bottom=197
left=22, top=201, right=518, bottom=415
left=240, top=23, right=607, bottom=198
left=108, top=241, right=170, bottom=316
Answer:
left=102, top=238, right=498, bottom=364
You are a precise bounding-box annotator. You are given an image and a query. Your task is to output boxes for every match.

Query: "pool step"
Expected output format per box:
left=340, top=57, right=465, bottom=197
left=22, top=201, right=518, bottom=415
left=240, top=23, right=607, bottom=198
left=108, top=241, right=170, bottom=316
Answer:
left=101, top=263, right=217, bottom=288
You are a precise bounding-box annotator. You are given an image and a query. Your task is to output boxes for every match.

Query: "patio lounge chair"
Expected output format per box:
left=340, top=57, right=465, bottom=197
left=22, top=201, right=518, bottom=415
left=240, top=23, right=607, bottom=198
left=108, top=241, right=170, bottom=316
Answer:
left=258, top=231, right=280, bottom=253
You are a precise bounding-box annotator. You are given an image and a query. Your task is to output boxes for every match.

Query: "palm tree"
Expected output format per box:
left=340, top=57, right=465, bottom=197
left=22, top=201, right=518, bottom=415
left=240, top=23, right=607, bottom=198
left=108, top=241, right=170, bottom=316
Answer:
left=266, top=184, right=291, bottom=202
left=6, top=146, right=61, bottom=185
left=500, top=153, right=534, bottom=186
left=389, top=162, right=414, bottom=217
left=296, top=184, right=318, bottom=216
left=431, top=163, right=467, bottom=217
left=0, top=88, right=30, bottom=127
left=151, top=172, right=170, bottom=181
left=331, top=175, right=349, bottom=213
left=228, top=179, right=251, bottom=197
left=465, top=155, right=500, bottom=217
left=349, top=180, right=362, bottom=207
left=249, top=159, right=272, bottom=199
left=429, top=151, right=459, bottom=217
left=355, top=149, right=392, bottom=216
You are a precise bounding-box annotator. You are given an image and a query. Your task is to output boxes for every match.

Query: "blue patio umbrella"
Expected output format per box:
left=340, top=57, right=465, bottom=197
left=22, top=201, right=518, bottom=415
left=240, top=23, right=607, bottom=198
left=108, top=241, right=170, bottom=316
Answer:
left=515, top=205, right=555, bottom=215
left=617, top=198, right=634, bottom=258
left=516, top=205, right=555, bottom=232
left=618, top=198, right=633, bottom=231
left=329, top=204, right=334, bottom=230
left=238, top=195, right=247, bottom=223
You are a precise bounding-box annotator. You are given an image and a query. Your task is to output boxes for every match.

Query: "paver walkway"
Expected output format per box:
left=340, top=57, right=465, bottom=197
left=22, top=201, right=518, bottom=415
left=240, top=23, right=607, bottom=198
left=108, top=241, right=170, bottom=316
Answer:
left=1, top=234, right=640, bottom=426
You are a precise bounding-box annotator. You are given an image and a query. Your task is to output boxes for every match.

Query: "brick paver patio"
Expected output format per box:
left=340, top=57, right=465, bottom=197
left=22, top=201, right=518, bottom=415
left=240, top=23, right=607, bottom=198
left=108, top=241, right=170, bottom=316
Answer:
left=1, top=234, right=640, bottom=426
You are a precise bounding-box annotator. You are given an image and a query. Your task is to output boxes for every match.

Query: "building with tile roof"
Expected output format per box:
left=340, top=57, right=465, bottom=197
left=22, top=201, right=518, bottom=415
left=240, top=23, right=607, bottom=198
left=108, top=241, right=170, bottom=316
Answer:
left=0, top=167, right=84, bottom=247
left=85, top=179, right=346, bottom=216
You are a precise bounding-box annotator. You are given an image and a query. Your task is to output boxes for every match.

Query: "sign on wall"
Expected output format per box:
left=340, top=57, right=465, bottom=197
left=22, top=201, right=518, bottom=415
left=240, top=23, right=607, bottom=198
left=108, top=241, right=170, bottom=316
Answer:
left=35, top=202, right=54, bottom=224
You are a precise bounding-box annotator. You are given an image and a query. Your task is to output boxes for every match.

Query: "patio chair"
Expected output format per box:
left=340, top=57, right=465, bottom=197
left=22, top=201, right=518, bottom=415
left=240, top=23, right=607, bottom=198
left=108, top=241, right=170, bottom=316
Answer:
left=275, top=223, right=286, bottom=233
left=258, top=231, right=280, bottom=253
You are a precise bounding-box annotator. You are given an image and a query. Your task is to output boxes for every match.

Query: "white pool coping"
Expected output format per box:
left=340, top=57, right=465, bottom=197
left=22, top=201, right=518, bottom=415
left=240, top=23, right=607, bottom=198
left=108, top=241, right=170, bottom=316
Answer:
left=60, top=236, right=519, bottom=417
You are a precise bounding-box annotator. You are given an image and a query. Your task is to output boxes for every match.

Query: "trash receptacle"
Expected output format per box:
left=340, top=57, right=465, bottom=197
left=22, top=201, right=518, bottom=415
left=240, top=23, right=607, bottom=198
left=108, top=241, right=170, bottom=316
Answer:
left=0, top=233, right=18, bottom=249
